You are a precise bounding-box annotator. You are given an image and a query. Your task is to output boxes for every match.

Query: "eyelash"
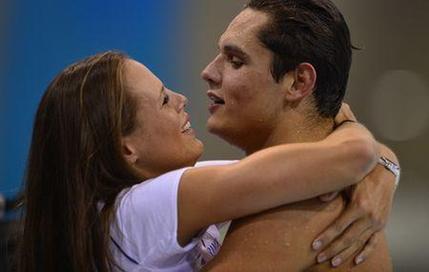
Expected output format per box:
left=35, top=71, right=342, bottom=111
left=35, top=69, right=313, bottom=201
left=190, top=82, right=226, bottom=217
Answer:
left=162, top=94, right=170, bottom=105
left=228, top=55, right=244, bottom=69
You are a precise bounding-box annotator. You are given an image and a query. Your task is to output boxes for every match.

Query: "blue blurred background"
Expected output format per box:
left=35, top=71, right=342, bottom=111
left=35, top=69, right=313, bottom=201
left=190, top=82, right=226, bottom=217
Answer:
left=0, top=0, right=189, bottom=197
left=1, top=0, right=428, bottom=270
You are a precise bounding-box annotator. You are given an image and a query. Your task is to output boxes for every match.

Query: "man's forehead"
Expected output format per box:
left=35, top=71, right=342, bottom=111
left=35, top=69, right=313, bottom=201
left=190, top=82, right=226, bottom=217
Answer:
left=218, top=8, right=269, bottom=48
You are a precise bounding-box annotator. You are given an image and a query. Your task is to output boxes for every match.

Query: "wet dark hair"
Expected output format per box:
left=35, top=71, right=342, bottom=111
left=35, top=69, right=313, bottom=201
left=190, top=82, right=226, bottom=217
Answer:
left=247, top=0, right=353, bottom=117
left=16, top=51, right=142, bottom=272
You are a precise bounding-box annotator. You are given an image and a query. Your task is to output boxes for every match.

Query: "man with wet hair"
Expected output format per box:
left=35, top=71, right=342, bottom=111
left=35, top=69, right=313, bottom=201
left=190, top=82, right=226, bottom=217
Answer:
left=201, top=0, right=398, bottom=270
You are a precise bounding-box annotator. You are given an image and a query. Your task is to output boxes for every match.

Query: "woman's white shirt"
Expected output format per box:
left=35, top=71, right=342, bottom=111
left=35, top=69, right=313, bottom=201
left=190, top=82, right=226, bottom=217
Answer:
left=110, top=161, right=234, bottom=272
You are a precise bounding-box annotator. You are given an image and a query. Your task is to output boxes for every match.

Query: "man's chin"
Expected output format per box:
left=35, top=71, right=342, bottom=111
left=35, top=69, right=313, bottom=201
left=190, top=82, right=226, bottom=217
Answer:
left=206, top=120, right=241, bottom=147
left=206, top=116, right=217, bottom=132
left=206, top=117, right=225, bottom=136
left=206, top=123, right=220, bottom=136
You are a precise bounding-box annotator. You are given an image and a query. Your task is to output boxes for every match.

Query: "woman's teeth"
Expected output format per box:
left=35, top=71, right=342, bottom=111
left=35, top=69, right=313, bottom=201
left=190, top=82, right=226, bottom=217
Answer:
left=182, top=121, right=191, bottom=132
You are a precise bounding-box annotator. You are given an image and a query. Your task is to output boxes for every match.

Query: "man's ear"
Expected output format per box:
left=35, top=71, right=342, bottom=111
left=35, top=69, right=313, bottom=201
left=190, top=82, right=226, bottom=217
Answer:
left=122, top=138, right=138, bottom=165
left=284, top=63, right=317, bottom=102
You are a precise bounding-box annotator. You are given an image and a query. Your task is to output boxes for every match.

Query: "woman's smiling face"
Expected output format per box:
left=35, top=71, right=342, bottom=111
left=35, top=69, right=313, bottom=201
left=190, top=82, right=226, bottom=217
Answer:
left=122, top=59, right=203, bottom=178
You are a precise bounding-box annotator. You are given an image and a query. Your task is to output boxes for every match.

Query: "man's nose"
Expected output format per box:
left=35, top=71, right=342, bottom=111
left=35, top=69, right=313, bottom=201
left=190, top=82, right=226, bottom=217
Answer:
left=201, top=56, right=221, bottom=87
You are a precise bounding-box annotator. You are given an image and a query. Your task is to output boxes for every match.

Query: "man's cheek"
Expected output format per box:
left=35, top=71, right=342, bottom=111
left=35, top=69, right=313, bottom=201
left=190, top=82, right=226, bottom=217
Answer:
left=228, top=87, right=254, bottom=107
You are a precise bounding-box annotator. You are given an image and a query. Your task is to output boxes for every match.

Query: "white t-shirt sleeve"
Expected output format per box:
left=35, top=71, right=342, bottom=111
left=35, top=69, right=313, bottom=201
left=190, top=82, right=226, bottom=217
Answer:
left=195, top=160, right=238, bottom=167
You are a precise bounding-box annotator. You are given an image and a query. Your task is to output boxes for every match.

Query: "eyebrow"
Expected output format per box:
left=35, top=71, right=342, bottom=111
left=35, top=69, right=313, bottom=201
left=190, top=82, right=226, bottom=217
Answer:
left=222, top=44, right=250, bottom=61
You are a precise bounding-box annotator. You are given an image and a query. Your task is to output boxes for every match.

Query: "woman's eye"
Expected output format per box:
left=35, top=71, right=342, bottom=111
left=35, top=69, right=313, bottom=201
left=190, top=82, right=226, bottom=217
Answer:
left=162, top=94, right=170, bottom=105
left=229, top=56, right=244, bottom=69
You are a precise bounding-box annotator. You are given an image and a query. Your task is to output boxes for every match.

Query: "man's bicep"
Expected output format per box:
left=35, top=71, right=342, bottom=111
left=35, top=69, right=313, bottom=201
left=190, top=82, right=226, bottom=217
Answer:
left=204, top=197, right=346, bottom=271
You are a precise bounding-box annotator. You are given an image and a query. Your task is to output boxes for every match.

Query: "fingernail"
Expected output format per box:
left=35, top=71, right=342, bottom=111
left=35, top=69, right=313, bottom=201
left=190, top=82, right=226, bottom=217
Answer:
left=317, top=254, right=327, bottom=263
left=312, top=240, right=322, bottom=250
left=332, top=257, right=342, bottom=267
left=355, top=255, right=364, bottom=265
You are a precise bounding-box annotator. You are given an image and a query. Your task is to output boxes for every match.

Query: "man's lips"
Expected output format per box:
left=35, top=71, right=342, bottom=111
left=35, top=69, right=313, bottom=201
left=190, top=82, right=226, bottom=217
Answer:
left=207, top=91, right=225, bottom=105
left=208, top=104, right=221, bottom=115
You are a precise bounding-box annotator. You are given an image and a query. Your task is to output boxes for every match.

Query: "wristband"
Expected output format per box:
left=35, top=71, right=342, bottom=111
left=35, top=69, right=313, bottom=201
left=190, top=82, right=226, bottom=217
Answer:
left=378, top=156, right=400, bottom=188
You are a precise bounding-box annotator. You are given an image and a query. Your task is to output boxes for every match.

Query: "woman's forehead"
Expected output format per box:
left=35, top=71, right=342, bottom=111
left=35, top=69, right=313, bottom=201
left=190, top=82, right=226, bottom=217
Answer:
left=124, top=59, right=163, bottom=101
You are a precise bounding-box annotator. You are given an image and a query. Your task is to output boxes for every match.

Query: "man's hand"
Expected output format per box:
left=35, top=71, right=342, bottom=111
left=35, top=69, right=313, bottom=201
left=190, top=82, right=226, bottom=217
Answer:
left=312, top=144, right=398, bottom=267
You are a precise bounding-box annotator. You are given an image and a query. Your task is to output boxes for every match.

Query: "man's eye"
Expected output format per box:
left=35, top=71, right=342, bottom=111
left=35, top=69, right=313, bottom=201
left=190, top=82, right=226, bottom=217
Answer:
left=162, top=94, right=170, bottom=105
left=229, top=56, right=244, bottom=69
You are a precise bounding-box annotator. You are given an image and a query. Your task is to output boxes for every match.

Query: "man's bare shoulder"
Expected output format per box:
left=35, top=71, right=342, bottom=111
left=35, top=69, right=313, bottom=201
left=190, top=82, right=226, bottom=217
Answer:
left=204, top=197, right=391, bottom=271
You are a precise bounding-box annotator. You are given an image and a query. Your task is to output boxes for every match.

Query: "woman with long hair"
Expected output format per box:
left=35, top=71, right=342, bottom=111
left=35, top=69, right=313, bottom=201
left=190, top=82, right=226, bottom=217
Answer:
left=16, top=51, right=378, bottom=271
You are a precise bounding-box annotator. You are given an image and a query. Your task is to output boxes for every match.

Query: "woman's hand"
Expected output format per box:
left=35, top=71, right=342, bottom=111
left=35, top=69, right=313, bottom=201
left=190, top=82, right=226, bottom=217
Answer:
left=312, top=149, right=398, bottom=267
left=311, top=104, right=398, bottom=267
left=335, top=103, right=357, bottom=124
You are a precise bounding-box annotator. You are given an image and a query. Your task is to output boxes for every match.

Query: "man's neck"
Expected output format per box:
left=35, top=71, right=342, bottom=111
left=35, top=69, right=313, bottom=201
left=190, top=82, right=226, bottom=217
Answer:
left=245, top=114, right=335, bottom=155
